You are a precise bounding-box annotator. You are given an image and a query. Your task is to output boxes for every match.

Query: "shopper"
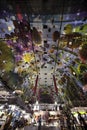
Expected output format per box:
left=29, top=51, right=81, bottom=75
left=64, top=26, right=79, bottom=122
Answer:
left=38, top=115, right=42, bottom=130
left=1, top=113, right=13, bottom=130
left=77, top=112, right=87, bottom=130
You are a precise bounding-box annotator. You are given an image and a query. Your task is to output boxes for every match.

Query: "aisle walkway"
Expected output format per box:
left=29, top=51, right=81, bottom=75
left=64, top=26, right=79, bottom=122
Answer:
left=24, top=124, right=60, bottom=130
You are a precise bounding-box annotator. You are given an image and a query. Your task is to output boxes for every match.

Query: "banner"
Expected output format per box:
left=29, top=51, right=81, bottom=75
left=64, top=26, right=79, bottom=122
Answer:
left=33, top=75, right=38, bottom=95
left=53, top=75, right=58, bottom=94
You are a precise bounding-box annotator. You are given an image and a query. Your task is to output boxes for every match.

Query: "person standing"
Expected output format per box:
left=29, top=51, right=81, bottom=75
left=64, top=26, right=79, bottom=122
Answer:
left=1, top=113, right=13, bottom=130
left=38, top=115, right=41, bottom=130
left=77, top=112, right=87, bottom=130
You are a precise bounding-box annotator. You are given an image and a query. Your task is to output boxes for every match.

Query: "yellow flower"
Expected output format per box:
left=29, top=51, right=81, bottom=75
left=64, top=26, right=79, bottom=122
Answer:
left=22, top=53, right=34, bottom=63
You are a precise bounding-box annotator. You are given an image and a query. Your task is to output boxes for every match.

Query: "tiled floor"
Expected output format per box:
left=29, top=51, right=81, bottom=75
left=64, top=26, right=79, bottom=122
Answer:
left=24, top=124, right=60, bottom=130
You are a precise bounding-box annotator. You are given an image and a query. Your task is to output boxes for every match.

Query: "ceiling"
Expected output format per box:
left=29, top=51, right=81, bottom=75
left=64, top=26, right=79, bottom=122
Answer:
left=0, top=0, right=87, bottom=103
left=0, top=0, right=87, bottom=14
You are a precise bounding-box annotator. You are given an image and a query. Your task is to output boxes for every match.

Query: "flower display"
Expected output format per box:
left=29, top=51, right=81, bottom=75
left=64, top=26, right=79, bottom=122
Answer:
left=0, top=1, right=87, bottom=106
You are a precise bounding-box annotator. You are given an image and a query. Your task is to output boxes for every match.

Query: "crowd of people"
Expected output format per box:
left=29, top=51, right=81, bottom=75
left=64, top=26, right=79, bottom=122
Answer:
left=31, top=107, right=87, bottom=130
left=0, top=104, right=87, bottom=130
left=0, top=111, right=28, bottom=130
left=59, top=109, right=87, bottom=130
